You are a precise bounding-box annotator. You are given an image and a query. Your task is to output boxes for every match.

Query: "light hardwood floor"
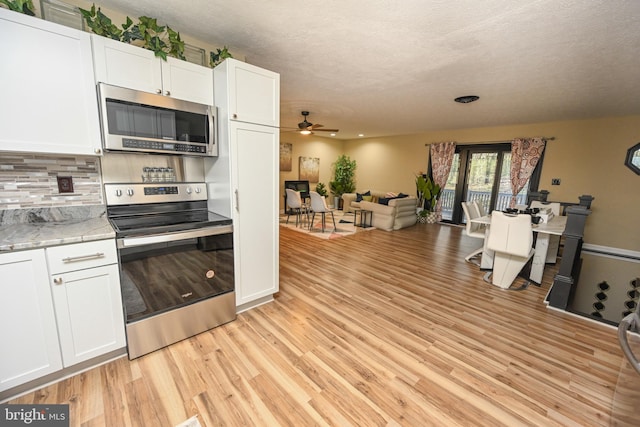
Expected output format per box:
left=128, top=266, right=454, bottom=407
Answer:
left=9, top=223, right=625, bottom=426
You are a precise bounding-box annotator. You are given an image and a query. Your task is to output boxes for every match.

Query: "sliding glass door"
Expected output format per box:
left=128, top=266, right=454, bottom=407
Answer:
left=439, top=144, right=542, bottom=224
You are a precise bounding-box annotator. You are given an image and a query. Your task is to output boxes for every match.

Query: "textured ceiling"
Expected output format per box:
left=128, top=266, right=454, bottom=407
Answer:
left=96, top=0, right=640, bottom=139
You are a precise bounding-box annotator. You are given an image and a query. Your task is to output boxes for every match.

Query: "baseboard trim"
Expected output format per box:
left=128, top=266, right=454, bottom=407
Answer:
left=0, top=348, right=127, bottom=403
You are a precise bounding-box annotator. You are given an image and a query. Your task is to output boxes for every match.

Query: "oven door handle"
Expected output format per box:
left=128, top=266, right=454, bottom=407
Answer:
left=118, top=225, right=233, bottom=248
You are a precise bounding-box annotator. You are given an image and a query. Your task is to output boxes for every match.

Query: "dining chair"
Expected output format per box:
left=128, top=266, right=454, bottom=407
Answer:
left=309, top=191, right=336, bottom=232
left=461, top=201, right=486, bottom=263
left=285, top=188, right=308, bottom=227
left=530, top=200, right=562, bottom=262
left=486, top=211, right=535, bottom=289
left=473, top=199, right=488, bottom=217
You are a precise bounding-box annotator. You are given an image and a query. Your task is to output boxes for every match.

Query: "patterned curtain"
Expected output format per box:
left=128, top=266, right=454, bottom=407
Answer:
left=430, top=141, right=456, bottom=218
left=509, top=137, right=546, bottom=207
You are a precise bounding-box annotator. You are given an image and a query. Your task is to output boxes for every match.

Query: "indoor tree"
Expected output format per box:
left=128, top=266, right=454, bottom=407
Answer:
left=329, top=155, right=356, bottom=209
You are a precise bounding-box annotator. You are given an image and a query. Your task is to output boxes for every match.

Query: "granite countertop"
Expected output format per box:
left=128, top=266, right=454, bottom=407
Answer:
left=0, top=206, right=115, bottom=252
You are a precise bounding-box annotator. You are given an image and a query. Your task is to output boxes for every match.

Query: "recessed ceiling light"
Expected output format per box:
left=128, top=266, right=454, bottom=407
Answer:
left=358, top=134, right=364, bottom=137
left=454, top=95, right=479, bottom=103
left=330, top=133, right=336, bottom=137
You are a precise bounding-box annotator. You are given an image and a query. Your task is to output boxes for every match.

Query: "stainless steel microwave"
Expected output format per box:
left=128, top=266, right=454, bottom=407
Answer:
left=97, top=83, right=217, bottom=157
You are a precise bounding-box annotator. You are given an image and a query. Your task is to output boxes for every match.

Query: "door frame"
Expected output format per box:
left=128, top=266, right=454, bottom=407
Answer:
left=440, top=143, right=544, bottom=224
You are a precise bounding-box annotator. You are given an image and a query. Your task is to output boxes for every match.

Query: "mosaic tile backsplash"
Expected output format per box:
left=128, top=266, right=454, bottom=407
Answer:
left=0, top=153, right=103, bottom=209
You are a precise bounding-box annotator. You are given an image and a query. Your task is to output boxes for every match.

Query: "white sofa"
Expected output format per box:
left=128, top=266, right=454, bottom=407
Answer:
left=342, top=191, right=417, bottom=231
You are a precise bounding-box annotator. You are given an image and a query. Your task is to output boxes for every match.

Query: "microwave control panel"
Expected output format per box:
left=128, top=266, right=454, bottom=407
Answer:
left=122, top=138, right=207, bottom=154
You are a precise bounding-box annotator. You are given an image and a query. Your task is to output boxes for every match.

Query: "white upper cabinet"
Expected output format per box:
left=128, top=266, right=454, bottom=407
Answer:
left=92, top=36, right=214, bottom=106
left=216, top=58, right=280, bottom=127
left=0, top=8, right=102, bottom=155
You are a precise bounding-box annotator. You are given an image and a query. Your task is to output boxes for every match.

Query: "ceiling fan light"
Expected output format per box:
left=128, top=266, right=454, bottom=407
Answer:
left=300, top=130, right=312, bottom=135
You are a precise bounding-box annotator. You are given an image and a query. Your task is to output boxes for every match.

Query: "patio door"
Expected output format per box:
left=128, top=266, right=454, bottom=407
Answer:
left=439, top=143, right=542, bottom=224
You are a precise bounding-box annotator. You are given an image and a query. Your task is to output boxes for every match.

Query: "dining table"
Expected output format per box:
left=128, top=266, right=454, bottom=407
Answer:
left=470, top=214, right=567, bottom=284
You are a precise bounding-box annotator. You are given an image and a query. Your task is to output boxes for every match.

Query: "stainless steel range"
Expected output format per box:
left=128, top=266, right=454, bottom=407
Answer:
left=105, top=182, right=235, bottom=359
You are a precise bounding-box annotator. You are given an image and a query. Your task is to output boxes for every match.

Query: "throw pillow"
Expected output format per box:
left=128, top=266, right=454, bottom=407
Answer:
left=385, top=192, right=398, bottom=198
left=355, top=190, right=371, bottom=202
left=378, top=197, right=390, bottom=205
left=362, top=195, right=373, bottom=202
left=397, top=193, right=409, bottom=198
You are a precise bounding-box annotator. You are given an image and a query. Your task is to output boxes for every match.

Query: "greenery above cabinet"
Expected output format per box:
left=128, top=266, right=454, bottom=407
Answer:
left=1, top=0, right=234, bottom=66
left=80, top=3, right=185, bottom=61
left=0, top=0, right=34, bottom=15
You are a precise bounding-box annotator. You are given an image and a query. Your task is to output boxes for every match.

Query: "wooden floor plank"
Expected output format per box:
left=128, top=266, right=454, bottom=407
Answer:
left=6, top=223, right=626, bottom=426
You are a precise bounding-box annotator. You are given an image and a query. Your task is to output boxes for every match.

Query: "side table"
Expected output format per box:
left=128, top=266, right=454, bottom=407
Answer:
left=354, top=208, right=373, bottom=228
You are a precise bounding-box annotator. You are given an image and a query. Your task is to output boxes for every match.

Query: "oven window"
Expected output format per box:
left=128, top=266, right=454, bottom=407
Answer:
left=119, top=234, right=234, bottom=322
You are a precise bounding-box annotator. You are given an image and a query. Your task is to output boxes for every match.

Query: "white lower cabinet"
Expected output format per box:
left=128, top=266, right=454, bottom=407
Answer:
left=0, top=249, right=63, bottom=392
left=48, top=240, right=125, bottom=367
left=0, top=240, right=125, bottom=395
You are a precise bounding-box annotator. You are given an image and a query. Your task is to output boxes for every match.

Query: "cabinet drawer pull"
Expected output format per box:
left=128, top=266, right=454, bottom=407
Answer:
left=53, top=277, right=63, bottom=285
left=62, top=252, right=105, bottom=263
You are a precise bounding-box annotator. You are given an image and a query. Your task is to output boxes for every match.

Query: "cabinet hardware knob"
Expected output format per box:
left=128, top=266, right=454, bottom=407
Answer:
left=232, top=113, right=238, bottom=119
left=94, top=148, right=102, bottom=154
left=53, top=277, right=63, bottom=285
left=156, top=89, right=162, bottom=94
left=165, top=90, right=171, bottom=96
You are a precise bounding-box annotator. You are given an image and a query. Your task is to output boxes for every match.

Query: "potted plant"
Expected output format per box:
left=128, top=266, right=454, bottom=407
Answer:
left=415, top=173, right=441, bottom=223
left=329, top=155, right=356, bottom=209
left=315, top=182, right=328, bottom=197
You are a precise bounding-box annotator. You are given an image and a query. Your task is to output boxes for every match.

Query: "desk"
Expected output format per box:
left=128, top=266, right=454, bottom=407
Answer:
left=471, top=215, right=567, bottom=284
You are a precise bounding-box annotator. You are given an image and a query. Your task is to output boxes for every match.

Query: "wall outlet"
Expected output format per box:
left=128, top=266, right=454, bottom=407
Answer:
left=551, top=178, right=561, bottom=185
left=57, top=176, right=74, bottom=193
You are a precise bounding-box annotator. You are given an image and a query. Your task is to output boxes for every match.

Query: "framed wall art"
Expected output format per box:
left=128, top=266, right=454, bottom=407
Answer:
left=280, top=142, right=292, bottom=171
left=299, top=156, right=320, bottom=183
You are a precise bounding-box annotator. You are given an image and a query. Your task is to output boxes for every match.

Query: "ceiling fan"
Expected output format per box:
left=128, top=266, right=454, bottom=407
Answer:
left=296, top=111, right=339, bottom=134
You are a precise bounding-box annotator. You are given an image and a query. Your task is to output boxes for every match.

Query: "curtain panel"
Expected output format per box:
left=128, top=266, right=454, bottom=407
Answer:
left=509, top=137, right=546, bottom=207
left=430, top=141, right=456, bottom=218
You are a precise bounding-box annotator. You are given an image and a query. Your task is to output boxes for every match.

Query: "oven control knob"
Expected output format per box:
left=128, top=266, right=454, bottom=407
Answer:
left=127, top=188, right=134, bottom=196
left=195, top=187, right=201, bottom=194
left=186, top=187, right=193, bottom=194
left=115, top=189, right=122, bottom=197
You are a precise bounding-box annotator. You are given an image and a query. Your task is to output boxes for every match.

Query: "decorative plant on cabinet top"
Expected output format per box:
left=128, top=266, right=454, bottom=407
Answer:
left=80, top=4, right=185, bottom=60
left=0, top=0, right=35, bottom=15
left=210, top=46, right=233, bottom=67
left=2, top=0, right=234, bottom=66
